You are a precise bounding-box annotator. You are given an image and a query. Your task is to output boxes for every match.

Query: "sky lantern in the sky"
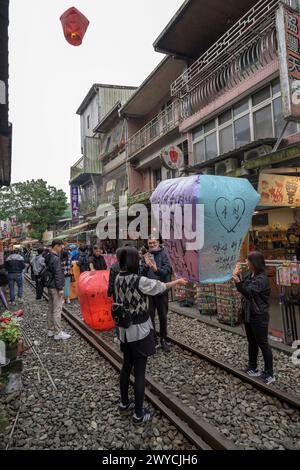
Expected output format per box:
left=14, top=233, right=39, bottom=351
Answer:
left=60, top=7, right=89, bottom=46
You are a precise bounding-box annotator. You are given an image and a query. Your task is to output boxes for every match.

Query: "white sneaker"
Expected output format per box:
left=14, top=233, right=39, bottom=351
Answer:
left=54, top=331, right=71, bottom=340
left=47, top=330, right=55, bottom=337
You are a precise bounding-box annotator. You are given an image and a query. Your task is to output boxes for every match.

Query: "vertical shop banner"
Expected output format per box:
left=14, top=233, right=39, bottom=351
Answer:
left=1, top=220, right=10, bottom=238
left=277, top=4, right=300, bottom=121
left=258, top=173, right=300, bottom=206
left=71, top=185, right=79, bottom=224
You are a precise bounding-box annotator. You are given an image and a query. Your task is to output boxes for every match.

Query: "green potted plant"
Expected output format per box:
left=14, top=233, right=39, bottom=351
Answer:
left=0, top=312, right=22, bottom=361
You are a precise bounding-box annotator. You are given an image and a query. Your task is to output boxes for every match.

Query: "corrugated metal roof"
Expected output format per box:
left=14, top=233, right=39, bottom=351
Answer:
left=76, top=84, right=137, bottom=115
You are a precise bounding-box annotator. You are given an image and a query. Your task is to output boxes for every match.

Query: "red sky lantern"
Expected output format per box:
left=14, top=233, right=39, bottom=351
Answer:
left=60, top=7, right=90, bottom=46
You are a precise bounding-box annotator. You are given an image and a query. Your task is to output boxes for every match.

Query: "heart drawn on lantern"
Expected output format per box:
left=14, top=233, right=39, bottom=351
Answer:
left=215, top=197, right=246, bottom=233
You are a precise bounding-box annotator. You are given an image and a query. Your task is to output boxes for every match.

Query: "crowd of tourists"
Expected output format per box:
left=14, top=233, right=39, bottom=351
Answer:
left=0, top=238, right=275, bottom=424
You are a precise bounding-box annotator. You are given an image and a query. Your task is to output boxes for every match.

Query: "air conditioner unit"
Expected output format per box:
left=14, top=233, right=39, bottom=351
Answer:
left=244, top=145, right=273, bottom=162
left=200, top=167, right=215, bottom=175
left=215, top=158, right=238, bottom=175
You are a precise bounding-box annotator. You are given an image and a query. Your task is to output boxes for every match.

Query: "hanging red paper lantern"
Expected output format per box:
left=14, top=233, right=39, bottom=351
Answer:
left=60, top=7, right=89, bottom=46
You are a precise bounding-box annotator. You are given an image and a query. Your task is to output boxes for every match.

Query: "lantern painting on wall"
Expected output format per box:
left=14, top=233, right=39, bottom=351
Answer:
left=60, top=7, right=89, bottom=46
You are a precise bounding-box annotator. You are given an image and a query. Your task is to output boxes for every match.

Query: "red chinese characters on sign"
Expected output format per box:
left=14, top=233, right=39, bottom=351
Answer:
left=277, top=5, right=300, bottom=120
left=269, top=187, right=284, bottom=204
left=258, top=173, right=300, bottom=206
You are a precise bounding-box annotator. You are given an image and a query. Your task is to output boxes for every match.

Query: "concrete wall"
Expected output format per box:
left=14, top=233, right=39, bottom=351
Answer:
left=80, top=93, right=100, bottom=151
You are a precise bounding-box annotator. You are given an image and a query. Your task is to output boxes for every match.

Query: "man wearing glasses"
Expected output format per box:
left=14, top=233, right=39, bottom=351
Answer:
left=140, top=236, right=172, bottom=352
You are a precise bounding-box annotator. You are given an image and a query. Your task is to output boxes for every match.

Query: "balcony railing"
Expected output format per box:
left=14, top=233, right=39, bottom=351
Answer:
left=170, top=0, right=285, bottom=119
left=70, top=156, right=84, bottom=182
left=70, top=137, right=102, bottom=184
left=79, top=200, right=97, bottom=215
left=127, top=101, right=179, bottom=158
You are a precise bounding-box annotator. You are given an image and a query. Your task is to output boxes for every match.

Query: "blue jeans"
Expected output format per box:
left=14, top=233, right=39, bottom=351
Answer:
left=64, top=277, right=71, bottom=299
left=8, top=273, right=23, bottom=302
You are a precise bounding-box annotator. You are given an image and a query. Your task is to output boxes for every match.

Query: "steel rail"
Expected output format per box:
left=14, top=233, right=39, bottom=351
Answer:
left=163, top=333, right=300, bottom=410
left=25, top=276, right=236, bottom=450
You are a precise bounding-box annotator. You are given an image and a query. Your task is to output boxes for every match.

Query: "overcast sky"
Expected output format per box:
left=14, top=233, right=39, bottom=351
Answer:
left=9, top=0, right=183, bottom=198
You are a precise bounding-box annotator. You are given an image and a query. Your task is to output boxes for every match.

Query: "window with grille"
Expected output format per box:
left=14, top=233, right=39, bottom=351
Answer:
left=192, top=78, right=298, bottom=165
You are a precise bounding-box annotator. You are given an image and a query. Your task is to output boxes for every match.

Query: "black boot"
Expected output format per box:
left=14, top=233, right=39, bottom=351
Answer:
left=161, top=339, right=171, bottom=353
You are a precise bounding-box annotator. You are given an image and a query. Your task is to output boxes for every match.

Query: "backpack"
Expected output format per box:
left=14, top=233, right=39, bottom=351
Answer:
left=79, top=253, right=89, bottom=272
left=39, top=256, right=54, bottom=288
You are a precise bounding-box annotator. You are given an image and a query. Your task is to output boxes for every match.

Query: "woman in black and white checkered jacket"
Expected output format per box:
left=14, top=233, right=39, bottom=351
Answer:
left=116, top=246, right=187, bottom=425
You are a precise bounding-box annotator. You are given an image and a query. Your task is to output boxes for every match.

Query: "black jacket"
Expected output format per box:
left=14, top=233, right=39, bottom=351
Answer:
left=4, top=254, right=26, bottom=274
left=107, top=261, right=120, bottom=300
left=88, top=255, right=107, bottom=271
left=235, top=272, right=270, bottom=322
left=77, top=252, right=89, bottom=273
left=0, top=268, right=8, bottom=286
left=44, top=252, right=65, bottom=291
left=139, top=247, right=171, bottom=283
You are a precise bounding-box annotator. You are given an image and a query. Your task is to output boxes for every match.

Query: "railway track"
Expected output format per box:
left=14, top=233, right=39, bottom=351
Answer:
left=163, top=333, right=300, bottom=410
left=24, top=276, right=236, bottom=450
left=24, top=276, right=300, bottom=449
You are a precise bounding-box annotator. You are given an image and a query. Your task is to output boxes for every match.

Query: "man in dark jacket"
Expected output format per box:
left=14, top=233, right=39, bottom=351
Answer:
left=139, top=237, right=172, bottom=352
left=31, top=247, right=46, bottom=300
left=4, top=248, right=26, bottom=305
left=107, top=248, right=122, bottom=341
left=77, top=244, right=89, bottom=273
left=88, top=246, right=107, bottom=271
left=45, top=240, right=70, bottom=341
left=107, top=248, right=122, bottom=301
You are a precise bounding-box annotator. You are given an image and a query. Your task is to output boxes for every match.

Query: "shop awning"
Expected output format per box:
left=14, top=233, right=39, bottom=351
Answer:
left=20, top=238, right=39, bottom=245
left=62, top=222, right=89, bottom=234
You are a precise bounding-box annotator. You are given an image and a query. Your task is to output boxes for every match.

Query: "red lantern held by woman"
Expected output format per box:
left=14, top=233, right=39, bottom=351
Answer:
left=60, top=7, right=89, bottom=46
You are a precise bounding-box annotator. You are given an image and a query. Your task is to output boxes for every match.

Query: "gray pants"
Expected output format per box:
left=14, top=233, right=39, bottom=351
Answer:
left=47, top=288, right=63, bottom=334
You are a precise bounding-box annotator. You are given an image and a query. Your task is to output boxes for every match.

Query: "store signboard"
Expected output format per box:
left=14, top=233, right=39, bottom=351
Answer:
left=161, top=145, right=184, bottom=170
left=258, top=173, right=300, bottom=206
left=277, top=4, right=300, bottom=121
left=70, top=185, right=79, bottom=223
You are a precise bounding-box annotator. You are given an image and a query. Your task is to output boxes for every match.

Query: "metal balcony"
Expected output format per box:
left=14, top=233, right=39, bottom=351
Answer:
left=170, top=0, right=283, bottom=119
left=70, top=137, right=102, bottom=185
left=79, top=200, right=97, bottom=215
left=127, top=101, right=179, bottom=158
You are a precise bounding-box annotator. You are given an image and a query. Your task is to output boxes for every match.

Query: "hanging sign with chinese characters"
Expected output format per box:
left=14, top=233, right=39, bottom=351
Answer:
left=277, top=4, right=300, bottom=121
left=71, top=185, right=80, bottom=223
left=258, top=173, right=300, bottom=206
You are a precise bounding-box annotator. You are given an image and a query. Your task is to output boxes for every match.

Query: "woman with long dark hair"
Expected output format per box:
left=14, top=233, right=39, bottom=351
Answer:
left=233, top=251, right=274, bottom=385
left=116, top=246, right=187, bottom=424
left=61, top=249, right=72, bottom=304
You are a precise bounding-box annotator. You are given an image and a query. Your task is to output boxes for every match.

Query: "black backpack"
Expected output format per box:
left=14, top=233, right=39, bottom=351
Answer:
left=79, top=253, right=89, bottom=272
left=39, top=255, right=54, bottom=287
